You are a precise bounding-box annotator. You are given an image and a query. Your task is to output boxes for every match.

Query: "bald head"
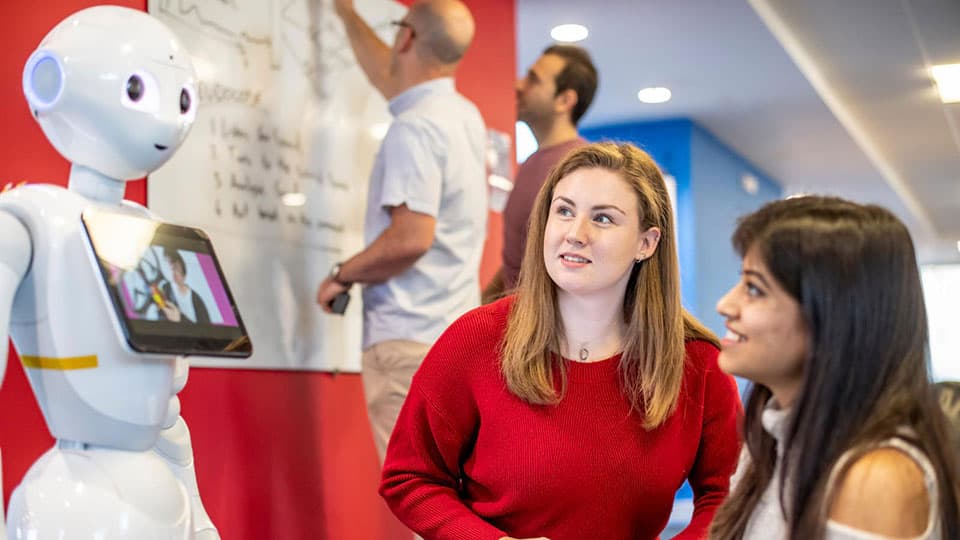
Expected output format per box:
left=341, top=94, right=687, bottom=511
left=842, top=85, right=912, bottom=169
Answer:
left=408, top=0, right=475, bottom=66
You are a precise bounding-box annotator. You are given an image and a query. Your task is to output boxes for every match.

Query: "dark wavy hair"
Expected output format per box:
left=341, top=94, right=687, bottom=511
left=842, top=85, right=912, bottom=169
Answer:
left=709, top=196, right=959, bottom=540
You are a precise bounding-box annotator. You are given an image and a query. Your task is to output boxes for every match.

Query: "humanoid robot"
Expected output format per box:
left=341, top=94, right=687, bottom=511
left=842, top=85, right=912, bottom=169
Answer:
left=0, top=6, right=251, bottom=538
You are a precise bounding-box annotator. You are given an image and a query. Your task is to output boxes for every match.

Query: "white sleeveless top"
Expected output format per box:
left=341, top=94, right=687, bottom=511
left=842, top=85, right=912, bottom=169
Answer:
left=823, top=436, right=941, bottom=539
left=735, top=402, right=942, bottom=540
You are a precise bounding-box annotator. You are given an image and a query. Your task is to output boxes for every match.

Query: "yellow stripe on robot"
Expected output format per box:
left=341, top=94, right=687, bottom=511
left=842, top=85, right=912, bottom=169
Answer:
left=21, top=355, right=98, bottom=370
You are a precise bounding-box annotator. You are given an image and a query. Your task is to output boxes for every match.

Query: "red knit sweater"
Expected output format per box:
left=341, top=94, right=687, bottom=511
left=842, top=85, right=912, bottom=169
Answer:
left=380, top=297, right=742, bottom=540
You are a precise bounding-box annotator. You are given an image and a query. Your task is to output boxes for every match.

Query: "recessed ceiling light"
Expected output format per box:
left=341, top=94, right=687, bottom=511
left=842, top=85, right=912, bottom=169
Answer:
left=740, top=173, right=759, bottom=195
left=931, top=64, right=960, bottom=103
left=637, top=87, right=671, bottom=104
left=550, top=24, right=588, bottom=43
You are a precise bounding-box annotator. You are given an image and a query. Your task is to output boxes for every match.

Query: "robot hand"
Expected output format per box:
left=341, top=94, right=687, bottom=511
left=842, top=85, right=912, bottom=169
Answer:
left=154, top=415, right=220, bottom=540
left=153, top=358, right=220, bottom=540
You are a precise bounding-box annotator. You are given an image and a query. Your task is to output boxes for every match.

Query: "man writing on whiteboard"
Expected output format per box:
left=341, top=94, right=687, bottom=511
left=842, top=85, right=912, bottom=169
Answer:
left=316, top=0, right=487, bottom=462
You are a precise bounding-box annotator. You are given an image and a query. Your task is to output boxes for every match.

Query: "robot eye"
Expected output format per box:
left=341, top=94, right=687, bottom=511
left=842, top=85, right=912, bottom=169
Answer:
left=120, top=70, right=159, bottom=113
left=179, top=88, right=191, bottom=114
left=179, top=83, right=198, bottom=125
left=126, top=75, right=144, bottom=102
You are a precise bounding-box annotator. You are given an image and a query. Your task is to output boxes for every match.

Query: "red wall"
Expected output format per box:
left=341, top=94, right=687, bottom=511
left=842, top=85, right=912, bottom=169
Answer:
left=0, top=1, right=514, bottom=538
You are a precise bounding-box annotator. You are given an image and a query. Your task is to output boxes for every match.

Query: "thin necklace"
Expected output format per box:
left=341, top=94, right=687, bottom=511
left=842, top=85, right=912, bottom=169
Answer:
left=565, top=322, right=625, bottom=362
left=575, top=338, right=620, bottom=362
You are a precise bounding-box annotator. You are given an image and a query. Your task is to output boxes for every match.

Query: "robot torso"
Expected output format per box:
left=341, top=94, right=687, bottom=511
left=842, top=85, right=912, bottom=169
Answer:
left=0, top=184, right=176, bottom=450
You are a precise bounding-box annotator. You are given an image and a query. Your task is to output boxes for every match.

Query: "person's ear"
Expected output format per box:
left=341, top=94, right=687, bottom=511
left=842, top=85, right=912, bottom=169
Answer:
left=554, top=88, right=579, bottom=117
left=636, top=227, right=662, bottom=261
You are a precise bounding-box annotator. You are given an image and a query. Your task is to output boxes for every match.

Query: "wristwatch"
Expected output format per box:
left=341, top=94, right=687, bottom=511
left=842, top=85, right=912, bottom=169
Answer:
left=329, top=262, right=351, bottom=286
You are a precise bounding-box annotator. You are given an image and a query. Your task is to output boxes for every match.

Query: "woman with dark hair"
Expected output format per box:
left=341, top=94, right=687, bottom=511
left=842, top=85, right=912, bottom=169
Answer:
left=710, top=196, right=959, bottom=540
left=379, top=142, right=742, bottom=539
left=159, top=248, right=211, bottom=324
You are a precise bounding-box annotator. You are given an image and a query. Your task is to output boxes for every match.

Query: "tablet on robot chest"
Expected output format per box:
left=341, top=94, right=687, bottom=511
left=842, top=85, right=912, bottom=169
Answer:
left=82, top=209, right=252, bottom=358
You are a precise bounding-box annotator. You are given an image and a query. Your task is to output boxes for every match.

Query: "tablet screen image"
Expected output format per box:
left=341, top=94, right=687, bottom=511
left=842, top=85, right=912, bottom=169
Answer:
left=82, top=209, right=252, bottom=357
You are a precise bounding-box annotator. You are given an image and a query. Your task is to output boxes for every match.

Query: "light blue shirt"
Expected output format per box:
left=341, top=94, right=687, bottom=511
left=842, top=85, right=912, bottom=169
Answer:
left=362, top=78, right=487, bottom=349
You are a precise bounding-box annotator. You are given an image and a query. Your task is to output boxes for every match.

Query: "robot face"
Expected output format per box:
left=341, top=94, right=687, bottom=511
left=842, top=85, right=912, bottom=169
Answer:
left=23, top=6, right=198, bottom=181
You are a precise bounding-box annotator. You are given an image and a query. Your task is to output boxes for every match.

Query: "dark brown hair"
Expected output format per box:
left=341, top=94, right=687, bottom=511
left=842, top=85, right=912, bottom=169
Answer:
left=543, top=45, right=598, bottom=125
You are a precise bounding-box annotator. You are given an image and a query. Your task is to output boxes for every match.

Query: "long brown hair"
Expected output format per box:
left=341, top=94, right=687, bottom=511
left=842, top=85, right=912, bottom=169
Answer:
left=709, top=196, right=960, bottom=539
left=500, top=142, right=717, bottom=429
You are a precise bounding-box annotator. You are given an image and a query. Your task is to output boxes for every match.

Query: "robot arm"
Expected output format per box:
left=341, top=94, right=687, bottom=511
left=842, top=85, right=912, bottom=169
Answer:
left=153, top=357, right=220, bottom=540
left=0, top=209, right=31, bottom=386
left=0, top=209, right=31, bottom=540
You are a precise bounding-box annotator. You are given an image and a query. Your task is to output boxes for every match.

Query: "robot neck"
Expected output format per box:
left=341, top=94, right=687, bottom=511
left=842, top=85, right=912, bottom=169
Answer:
left=68, top=164, right=126, bottom=205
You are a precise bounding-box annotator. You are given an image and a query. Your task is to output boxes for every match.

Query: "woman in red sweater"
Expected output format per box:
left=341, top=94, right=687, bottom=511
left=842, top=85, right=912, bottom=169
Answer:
left=380, top=142, right=742, bottom=540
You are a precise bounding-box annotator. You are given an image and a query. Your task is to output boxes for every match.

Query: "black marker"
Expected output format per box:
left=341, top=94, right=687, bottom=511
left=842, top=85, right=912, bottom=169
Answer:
left=328, top=291, right=350, bottom=315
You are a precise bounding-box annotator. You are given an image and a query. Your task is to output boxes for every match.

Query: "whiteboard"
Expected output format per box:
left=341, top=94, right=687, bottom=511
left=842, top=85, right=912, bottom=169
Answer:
left=147, top=0, right=405, bottom=372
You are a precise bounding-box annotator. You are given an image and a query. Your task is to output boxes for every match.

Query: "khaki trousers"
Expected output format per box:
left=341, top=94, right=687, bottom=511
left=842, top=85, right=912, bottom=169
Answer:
left=361, top=339, right=431, bottom=463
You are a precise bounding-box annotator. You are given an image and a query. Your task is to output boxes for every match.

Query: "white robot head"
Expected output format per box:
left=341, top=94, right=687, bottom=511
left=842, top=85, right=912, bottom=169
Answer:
left=22, top=6, right=197, bottom=181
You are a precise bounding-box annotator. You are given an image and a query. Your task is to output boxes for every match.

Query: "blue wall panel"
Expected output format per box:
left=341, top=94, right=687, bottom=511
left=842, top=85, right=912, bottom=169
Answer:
left=690, top=124, right=781, bottom=334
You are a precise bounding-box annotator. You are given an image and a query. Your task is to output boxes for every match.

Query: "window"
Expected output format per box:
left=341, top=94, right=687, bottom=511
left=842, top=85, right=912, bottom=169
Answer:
left=921, top=264, right=960, bottom=381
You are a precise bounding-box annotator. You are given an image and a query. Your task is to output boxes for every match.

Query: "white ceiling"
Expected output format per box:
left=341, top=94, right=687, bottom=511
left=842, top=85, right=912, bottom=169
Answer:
left=517, top=0, right=960, bottom=263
